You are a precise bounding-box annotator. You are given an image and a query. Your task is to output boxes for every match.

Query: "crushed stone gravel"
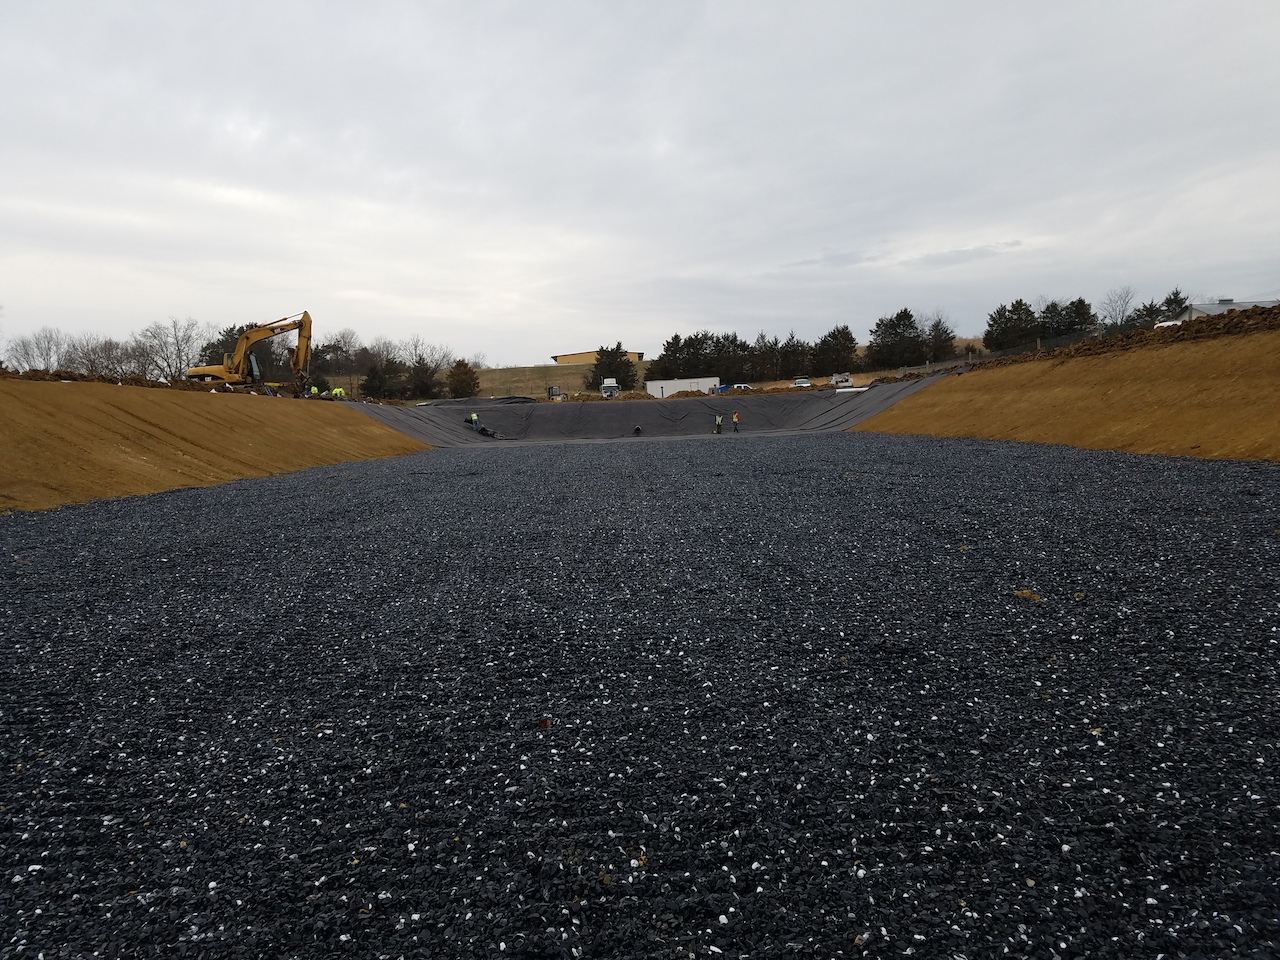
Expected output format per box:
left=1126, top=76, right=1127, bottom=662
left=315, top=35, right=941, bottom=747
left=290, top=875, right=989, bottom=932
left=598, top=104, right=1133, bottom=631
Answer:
left=2, top=433, right=1278, bottom=959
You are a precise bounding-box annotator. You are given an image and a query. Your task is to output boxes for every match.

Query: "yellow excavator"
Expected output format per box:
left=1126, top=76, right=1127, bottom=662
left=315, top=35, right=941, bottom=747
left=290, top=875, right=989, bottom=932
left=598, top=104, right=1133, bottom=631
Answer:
left=186, top=311, right=313, bottom=394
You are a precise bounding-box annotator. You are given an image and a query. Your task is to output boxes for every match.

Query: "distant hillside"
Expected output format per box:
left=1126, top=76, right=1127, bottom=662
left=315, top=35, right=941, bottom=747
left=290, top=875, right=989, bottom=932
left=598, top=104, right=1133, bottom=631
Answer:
left=853, top=314, right=1280, bottom=460
left=478, top=361, right=653, bottom=398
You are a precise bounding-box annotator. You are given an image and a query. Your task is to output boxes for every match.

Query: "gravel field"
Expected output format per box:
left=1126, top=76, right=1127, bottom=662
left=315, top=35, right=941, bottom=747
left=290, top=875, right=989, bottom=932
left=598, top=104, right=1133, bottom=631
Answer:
left=3, top=433, right=1278, bottom=959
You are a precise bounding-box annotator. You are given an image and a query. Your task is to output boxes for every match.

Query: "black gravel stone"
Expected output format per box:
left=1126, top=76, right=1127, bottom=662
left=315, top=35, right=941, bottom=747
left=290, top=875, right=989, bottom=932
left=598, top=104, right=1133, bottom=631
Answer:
left=2, top=433, right=1278, bottom=958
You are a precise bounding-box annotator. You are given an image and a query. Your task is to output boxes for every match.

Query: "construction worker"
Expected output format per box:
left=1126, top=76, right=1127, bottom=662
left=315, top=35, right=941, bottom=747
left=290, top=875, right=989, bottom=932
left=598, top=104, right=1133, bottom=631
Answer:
left=714, top=414, right=723, bottom=435
left=333, top=387, right=345, bottom=399
left=309, top=385, right=319, bottom=397
left=470, top=412, right=480, bottom=431
left=732, top=410, right=740, bottom=432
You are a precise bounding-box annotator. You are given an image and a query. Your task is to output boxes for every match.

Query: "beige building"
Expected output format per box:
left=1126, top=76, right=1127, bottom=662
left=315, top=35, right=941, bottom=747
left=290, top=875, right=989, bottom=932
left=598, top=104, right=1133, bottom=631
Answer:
left=551, top=350, right=645, bottom=365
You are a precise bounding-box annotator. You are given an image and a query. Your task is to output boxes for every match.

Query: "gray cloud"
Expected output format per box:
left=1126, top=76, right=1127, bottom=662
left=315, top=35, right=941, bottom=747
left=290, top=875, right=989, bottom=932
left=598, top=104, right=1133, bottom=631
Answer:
left=909, top=241, right=1024, bottom=269
left=787, top=250, right=885, bottom=269
left=1, top=2, right=1278, bottom=362
left=787, top=241, right=1024, bottom=271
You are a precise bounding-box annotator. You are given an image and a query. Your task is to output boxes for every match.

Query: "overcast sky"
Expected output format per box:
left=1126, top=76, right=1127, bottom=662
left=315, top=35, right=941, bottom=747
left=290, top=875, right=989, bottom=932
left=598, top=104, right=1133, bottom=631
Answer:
left=2, top=2, right=1278, bottom=365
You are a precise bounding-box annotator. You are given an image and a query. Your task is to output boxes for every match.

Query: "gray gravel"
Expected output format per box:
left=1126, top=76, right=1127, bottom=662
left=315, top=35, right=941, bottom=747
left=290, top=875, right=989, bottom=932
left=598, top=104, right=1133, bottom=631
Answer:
left=3, top=433, right=1278, bottom=959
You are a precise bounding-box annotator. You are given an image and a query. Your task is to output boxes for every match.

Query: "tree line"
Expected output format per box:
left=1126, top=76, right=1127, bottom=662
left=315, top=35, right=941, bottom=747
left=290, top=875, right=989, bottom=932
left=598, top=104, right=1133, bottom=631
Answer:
left=198, top=322, right=483, bottom=399
left=983, top=288, right=1189, bottom=351
left=599, top=287, right=1193, bottom=386
left=0, top=285, right=1198, bottom=391
left=2, top=318, right=213, bottom=382
left=642, top=325, right=863, bottom=383
left=638, top=315, right=959, bottom=382
left=1099, top=287, right=1189, bottom=331
left=0, top=318, right=484, bottom=400
left=982, top=298, right=1097, bottom=351
left=864, top=311, right=959, bottom=369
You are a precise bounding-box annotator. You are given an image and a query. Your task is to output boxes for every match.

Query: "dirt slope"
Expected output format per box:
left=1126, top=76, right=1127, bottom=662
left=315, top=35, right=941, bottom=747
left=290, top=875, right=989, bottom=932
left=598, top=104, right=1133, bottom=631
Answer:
left=0, top=380, right=427, bottom=512
left=852, top=328, right=1280, bottom=460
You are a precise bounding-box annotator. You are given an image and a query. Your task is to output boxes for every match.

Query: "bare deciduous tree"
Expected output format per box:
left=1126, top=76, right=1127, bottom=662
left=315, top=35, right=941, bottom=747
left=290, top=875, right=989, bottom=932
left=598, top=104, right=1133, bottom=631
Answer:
left=332, top=327, right=362, bottom=358
left=62, top=334, right=148, bottom=378
left=401, top=335, right=452, bottom=369
left=269, top=336, right=293, bottom=374
left=7, top=326, right=69, bottom=371
left=324, top=327, right=363, bottom=375
left=132, top=317, right=210, bottom=380
left=365, top=336, right=402, bottom=368
left=1099, top=286, right=1136, bottom=328
left=32, top=326, right=69, bottom=370
left=400, top=336, right=454, bottom=399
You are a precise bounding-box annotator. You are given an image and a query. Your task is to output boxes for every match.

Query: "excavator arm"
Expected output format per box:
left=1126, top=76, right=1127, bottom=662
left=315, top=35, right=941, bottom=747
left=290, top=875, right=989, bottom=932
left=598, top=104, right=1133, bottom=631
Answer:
left=288, top=312, right=312, bottom=382
left=187, top=311, right=313, bottom=387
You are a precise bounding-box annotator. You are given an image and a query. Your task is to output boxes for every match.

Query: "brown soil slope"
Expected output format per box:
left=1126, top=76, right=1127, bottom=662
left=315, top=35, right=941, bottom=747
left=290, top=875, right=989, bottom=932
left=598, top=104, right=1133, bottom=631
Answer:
left=853, top=328, right=1280, bottom=460
left=0, top=380, right=427, bottom=513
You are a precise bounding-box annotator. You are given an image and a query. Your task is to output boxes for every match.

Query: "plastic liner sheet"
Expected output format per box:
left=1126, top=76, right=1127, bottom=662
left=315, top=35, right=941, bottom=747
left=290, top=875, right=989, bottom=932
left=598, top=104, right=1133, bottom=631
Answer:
left=354, top=375, right=945, bottom=447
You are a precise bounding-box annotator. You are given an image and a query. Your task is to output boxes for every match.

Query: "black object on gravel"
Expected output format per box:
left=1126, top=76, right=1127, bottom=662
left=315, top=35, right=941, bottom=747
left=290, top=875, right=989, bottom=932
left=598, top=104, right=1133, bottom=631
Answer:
left=3, top=433, right=1278, bottom=959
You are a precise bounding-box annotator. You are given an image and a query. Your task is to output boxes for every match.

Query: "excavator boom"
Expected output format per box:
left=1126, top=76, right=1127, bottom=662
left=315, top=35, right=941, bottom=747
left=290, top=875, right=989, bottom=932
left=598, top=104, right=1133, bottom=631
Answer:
left=289, top=314, right=312, bottom=381
left=187, top=311, right=313, bottom=388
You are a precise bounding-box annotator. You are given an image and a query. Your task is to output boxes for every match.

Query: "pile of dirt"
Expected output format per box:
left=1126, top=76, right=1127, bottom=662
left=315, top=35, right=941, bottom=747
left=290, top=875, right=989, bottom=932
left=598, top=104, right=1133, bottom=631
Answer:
left=1, top=367, right=213, bottom=391
left=760, top=384, right=823, bottom=395
left=0, top=379, right=427, bottom=513
left=555, top=390, right=654, bottom=402
left=853, top=323, right=1280, bottom=460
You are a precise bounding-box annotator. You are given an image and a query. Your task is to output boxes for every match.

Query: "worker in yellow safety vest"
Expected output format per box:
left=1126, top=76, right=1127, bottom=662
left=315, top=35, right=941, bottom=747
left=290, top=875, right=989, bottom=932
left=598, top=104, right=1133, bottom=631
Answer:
left=310, top=385, right=319, bottom=397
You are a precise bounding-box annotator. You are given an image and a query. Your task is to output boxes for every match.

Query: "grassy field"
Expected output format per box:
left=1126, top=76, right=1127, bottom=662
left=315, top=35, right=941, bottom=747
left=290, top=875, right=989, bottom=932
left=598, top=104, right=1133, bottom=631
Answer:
left=477, top=363, right=593, bottom=398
